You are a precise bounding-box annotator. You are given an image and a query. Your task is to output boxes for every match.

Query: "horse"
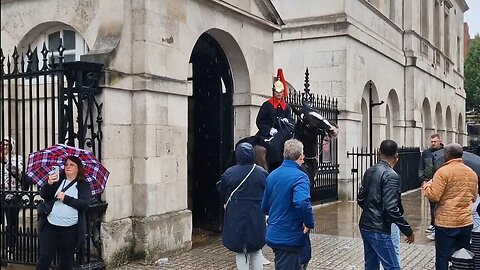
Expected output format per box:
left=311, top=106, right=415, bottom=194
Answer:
left=236, top=100, right=339, bottom=179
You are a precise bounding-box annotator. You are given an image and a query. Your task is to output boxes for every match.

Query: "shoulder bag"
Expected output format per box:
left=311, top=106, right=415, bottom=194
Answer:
left=37, top=179, right=77, bottom=217
left=223, top=164, right=256, bottom=210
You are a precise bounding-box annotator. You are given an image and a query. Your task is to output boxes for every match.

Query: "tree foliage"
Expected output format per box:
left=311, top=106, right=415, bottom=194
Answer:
left=465, top=34, right=480, bottom=111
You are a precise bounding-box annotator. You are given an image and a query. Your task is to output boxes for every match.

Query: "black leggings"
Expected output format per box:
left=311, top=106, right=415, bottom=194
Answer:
left=36, top=221, right=78, bottom=270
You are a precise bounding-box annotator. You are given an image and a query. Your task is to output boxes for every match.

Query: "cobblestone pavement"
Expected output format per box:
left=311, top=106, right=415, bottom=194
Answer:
left=3, top=190, right=436, bottom=270
left=113, top=234, right=435, bottom=270
left=114, top=190, right=436, bottom=270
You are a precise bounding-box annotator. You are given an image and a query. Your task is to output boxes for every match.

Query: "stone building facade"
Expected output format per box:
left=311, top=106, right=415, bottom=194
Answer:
left=1, top=0, right=282, bottom=265
left=0, top=0, right=470, bottom=264
left=271, top=0, right=469, bottom=198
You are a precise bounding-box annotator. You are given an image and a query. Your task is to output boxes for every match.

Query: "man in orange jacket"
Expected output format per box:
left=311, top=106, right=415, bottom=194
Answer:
left=423, top=143, right=478, bottom=270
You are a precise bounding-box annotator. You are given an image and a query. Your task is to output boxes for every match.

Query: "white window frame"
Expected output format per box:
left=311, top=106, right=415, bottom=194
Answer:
left=31, top=26, right=89, bottom=64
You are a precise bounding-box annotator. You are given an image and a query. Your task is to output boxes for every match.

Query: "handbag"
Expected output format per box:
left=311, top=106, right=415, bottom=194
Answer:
left=223, top=164, right=256, bottom=210
left=37, top=199, right=56, bottom=217
left=37, top=179, right=77, bottom=217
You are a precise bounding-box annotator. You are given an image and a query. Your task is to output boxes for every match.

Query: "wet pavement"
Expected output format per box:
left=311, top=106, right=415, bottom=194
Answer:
left=2, top=189, right=435, bottom=269
left=113, top=189, right=436, bottom=270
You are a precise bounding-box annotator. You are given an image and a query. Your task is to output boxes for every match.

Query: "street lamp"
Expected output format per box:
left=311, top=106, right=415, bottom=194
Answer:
left=368, top=80, right=384, bottom=166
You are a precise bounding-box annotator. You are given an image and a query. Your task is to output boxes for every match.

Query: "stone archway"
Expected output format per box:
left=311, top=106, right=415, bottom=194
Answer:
left=386, top=89, right=401, bottom=143
left=422, top=99, right=433, bottom=147
left=187, top=30, right=249, bottom=232
left=457, top=114, right=465, bottom=145
left=362, top=81, right=381, bottom=149
left=361, top=98, right=369, bottom=147
left=446, top=106, right=453, bottom=143
left=435, top=103, right=444, bottom=140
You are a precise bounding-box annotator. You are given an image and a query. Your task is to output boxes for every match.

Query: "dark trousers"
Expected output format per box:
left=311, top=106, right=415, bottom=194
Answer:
left=435, top=225, right=473, bottom=270
left=1, top=197, right=20, bottom=250
left=429, top=201, right=436, bottom=227
left=273, top=248, right=302, bottom=270
left=36, top=221, right=78, bottom=270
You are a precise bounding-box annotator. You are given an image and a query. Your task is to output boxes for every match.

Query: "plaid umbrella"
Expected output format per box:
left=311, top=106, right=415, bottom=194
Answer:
left=26, top=144, right=110, bottom=195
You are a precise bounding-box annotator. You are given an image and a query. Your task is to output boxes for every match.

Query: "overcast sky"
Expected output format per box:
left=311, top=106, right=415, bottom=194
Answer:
left=465, top=0, right=480, bottom=37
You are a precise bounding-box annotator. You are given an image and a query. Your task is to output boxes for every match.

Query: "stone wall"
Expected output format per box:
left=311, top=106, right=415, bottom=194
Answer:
left=272, top=0, right=468, bottom=200
left=1, top=0, right=281, bottom=265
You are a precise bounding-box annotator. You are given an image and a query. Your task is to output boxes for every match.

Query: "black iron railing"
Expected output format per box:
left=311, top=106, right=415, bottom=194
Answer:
left=347, top=147, right=421, bottom=199
left=1, top=41, right=107, bottom=269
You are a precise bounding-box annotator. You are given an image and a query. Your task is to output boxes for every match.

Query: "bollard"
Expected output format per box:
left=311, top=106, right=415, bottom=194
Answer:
left=450, top=248, right=474, bottom=270
left=471, top=227, right=480, bottom=270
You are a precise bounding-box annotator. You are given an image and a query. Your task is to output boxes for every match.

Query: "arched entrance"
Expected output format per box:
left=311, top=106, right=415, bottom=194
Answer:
left=187, top=33, right=234, bottom=231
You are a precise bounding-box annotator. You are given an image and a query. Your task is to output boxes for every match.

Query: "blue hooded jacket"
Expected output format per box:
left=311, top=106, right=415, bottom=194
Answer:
left=217, top=143, right=268, bottom=253
left=261, top=159, right=314, bottom=249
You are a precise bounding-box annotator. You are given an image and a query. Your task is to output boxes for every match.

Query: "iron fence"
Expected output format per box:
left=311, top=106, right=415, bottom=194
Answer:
left=286, top=68, right=339, bottom=203
left=1, top=41, right=106, bottom=269
left=347, top=147, right=421, bottom=200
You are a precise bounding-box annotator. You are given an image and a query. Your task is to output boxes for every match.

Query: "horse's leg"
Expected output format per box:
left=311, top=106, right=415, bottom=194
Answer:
left=295, top=124, right=318, bottom=181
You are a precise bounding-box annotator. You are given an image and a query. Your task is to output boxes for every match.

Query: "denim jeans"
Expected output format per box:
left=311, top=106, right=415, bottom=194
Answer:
left=435, top=225, right=473, bottom=270
left=390, top=223, right=400, bottom=266
left=360, top=228, right=400, bottom=270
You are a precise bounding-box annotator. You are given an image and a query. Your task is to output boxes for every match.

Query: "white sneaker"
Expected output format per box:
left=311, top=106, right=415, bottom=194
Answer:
left=426, top=233, right=435, bottom=241
left=425, top=225, right=435, bottom=233
left=262, top=255, right=271, bottom=265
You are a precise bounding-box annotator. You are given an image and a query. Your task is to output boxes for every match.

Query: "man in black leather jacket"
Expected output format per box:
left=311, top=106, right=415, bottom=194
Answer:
left=357, top=139, right=415, bottom=270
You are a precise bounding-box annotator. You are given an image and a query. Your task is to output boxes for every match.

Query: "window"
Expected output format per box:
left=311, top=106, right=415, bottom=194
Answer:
left=434, top=0, right=440, bottom=47
left=444, top=9, right=450, bottom=56
left=32, top=28, right=89, bottom=65
left=421, top=0, right=429, bottom=38
left=389, top=0, right=395, bottom=21
left=457, top=36, right=461, bottom=72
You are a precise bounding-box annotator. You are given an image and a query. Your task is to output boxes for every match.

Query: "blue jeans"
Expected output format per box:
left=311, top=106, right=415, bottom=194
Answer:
left=360, top=228, right=400, bottom=270
left=391, top=224, right=400, bottom=265
left=435, top=225, right=473, bottom=270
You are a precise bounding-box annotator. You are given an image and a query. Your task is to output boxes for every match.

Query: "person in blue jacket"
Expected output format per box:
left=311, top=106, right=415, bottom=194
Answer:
left=261, top=139, right=314, bottom=270
left=217, top=142, right=268, bottom=270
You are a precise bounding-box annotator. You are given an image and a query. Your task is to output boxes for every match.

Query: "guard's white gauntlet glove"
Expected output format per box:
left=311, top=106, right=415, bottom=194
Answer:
left=269, top=128, right=278, bottom=136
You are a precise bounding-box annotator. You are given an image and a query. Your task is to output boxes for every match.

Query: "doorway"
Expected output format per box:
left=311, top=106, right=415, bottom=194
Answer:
left=188, top=33, right=234, bottom=232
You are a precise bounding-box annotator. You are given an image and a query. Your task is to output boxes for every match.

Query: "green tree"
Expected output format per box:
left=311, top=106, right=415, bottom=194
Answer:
left=465, top=34, right=480, bottom=111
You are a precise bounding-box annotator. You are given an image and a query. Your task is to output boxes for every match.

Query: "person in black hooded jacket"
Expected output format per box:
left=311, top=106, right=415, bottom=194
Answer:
left=217, top=142, right=268, bottom=270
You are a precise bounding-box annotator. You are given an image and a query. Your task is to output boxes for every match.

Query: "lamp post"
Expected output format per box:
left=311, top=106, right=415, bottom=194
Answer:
left=368, top=81, right=384, bottom=167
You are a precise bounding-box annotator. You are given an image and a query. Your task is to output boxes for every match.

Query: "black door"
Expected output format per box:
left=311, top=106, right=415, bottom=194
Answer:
left=188, top=33, right=233, bottom=231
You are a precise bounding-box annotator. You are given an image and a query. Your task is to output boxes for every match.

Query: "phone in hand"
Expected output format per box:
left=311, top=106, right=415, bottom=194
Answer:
left=51, top=166, right=60, bottom=178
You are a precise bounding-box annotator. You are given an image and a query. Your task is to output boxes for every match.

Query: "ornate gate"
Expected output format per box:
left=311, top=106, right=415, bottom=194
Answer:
left=1, top=42, right=107, bottom=268
left=286, top=69, right=339, bottom=203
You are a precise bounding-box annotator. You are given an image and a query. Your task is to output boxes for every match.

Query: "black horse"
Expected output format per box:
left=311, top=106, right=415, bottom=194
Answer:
left=236, top=100, right=339, bottom=179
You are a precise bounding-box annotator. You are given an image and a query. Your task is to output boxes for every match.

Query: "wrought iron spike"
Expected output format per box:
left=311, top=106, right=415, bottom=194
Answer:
left=12, top=46, right=19, bottom=74
left=57, top=38, right=65, bottom=65
left=6, top=54, right=11, bottom=74
left=41, top=42, right=48, bottom=71
left=304, top=68, right=310, bottom=94
left=0, top=48, right=4, bottom=75
left=20, top=52, right=25, bottom=73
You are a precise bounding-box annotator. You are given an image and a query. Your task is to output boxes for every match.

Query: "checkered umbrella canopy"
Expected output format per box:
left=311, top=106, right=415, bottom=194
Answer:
left=26, top=144, right=110, bottom=195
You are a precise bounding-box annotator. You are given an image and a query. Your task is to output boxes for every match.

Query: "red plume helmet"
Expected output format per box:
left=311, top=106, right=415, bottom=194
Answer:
left=273, top=68, right=288, bottom=97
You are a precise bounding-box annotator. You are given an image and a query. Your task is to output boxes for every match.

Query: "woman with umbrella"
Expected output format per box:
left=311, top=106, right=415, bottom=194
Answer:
left=36, top=156, right=92, bottom=270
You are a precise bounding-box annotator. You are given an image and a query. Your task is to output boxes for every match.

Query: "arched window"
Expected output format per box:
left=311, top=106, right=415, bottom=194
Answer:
left=31, top=27, right=89, bottom=63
